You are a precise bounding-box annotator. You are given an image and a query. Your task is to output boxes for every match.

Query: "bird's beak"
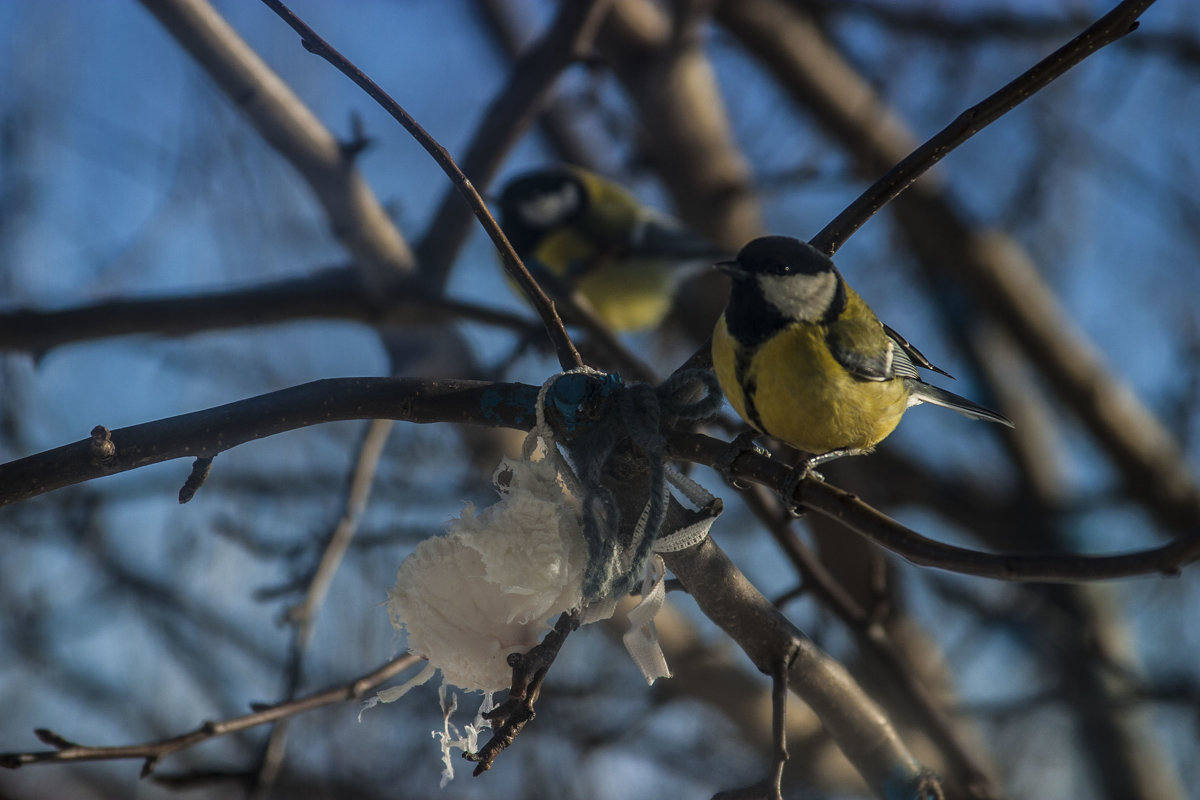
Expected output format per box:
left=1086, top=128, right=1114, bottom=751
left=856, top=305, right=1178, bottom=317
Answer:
left=715, top=259, right=746, bottom=277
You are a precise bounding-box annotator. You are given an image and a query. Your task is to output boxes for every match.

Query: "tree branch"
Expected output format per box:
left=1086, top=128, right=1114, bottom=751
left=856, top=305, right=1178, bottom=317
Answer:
left=662, top=534, right=933, bottom=800
left=259, top=0, right=583, bottom=371
left=0, top=655, right=421, bottom=772
left=137, top=0, right=414, bottom=290
left=804, top=0, right=1155, bottom=254
left=416, top=0, right=614, bottom=290
left=668, top=430, right=1200, bottom=581
left=0, top=378, right=537, bottom=507
left=0, top=268, right=532, bottom=355
left=4, top=378, right=1197, bottom=581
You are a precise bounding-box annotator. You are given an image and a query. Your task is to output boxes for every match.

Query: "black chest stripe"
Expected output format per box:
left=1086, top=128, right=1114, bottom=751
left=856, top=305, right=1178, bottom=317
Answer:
left=733, top=346, right=766, bottom=433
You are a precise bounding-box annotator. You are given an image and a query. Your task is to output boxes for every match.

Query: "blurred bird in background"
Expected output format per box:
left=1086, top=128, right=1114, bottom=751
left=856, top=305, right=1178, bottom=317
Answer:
left=498, top=165, right=725, bottom=332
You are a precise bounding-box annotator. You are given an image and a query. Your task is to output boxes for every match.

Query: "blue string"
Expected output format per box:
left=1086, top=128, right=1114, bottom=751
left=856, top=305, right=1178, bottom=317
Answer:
left=548, top=369, right=722, bottom=600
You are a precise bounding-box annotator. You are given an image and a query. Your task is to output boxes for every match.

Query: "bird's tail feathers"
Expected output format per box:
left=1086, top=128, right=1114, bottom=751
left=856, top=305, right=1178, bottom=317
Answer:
left=907, top=382, right=1014, bottom=428
left=632, top=216, right=729, bottom=262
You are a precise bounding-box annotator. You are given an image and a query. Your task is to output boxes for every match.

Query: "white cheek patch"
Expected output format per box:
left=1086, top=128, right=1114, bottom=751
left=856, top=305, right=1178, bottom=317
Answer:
left=518, top=181, right=581, bottom=228
left=758, top=271, right=838, bottom=321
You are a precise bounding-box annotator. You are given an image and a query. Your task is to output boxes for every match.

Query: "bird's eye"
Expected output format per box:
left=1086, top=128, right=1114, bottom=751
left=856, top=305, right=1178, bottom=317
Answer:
left=518, top=181, right=581, bottom=228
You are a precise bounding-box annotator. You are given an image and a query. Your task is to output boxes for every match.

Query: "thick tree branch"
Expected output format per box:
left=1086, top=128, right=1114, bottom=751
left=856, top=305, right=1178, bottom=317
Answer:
left=662, top=535, right=932, bottom=800
left=735, top=485, right=994, bottom=798
left=0, top=268, right=532, bottom=354
left=0, top=378, right=537, bottom=507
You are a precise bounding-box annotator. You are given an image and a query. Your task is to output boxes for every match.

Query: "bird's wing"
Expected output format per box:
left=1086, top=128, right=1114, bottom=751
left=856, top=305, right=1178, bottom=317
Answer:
left=825, top=318, right=898, bottom=382
left=882, top=323, right=954, bottom=379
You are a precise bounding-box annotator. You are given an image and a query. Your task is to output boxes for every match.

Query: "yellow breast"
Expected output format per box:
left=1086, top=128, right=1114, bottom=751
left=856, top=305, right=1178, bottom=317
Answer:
left=712, top=315, right=910, bottom=454
left=526, top=230, right=675, bottom=332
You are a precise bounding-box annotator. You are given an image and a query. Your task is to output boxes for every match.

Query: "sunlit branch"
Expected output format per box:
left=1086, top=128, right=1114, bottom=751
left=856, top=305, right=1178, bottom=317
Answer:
left=138, top=0, right=413, bottom=289
left=733, top=484, right=993, bottom=796
left=662, top=535, right=933, bottom=799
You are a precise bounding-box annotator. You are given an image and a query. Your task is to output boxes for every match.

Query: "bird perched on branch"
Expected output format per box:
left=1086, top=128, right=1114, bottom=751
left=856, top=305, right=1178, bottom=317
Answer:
left=498, top=165, right=723, bottom=332
left=712, top=235, right=1012, bottom=475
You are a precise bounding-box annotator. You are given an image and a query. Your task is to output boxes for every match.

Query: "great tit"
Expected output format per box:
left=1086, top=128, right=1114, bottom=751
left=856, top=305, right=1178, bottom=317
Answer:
left=498, top=165, right=723, bottom=332
left=712, top=235, right=1012, bottom=464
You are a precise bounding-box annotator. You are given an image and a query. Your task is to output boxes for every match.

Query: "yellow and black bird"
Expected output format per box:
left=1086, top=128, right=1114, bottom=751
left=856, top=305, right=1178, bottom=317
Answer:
left=498, top=165, right=723, bottom=332
left=712, top=235, right=1012, bottom=470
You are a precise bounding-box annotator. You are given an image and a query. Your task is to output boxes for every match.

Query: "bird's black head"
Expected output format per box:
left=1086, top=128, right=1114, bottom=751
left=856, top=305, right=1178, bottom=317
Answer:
left=719, top=235, right=844, bottom=335
left=497, top=168, right=588, bottom=254
left=723, top=235, right=834, bottom=278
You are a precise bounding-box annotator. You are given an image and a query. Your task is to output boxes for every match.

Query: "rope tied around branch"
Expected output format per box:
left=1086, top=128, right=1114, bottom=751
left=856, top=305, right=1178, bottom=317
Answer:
left=534, top=366, right=722, bottom=601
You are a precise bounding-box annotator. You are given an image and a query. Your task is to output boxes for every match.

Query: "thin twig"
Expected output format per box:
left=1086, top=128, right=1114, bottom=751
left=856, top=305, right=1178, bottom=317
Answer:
left=767, top=650, right=794, bottom=800
left=250, top=417, right=395, bottom=799
left=259, top=0, right=582, bottom=371
left=0, top=655, right=421, bottom=772
left=465, top=612, right=579, bottom=775
left=416, top=0, right=614, bottom=290
left=809, top=0, right=1155, bottom=254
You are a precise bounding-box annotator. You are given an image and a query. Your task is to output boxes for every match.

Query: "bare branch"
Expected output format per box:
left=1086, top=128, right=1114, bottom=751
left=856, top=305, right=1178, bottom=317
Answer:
left=668, top=431, right=1200, bottom=581
left=5, top=375, right=1198, bottom=581
left=662, top=534, right=934, bottom=799
left=0, top=655, right=421, bottom=772
left=734, top=485, right=995, bottom=797
left=805, top=0, right=1155, bottom=254
left=467, top=613, right=579, bottom=775
left=0, top=268, right=531, bottom=355
left=0, top=378, right=538, bottom=507
left=259, top=0, right=583, bottom=371
left=417, top=0, right=615, bottom=290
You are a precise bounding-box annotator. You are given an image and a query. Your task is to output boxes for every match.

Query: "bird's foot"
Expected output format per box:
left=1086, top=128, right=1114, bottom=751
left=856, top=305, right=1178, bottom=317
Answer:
left=780, top=448, right=870, bottom=516
left=715, top=430, right=766, bottom=489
